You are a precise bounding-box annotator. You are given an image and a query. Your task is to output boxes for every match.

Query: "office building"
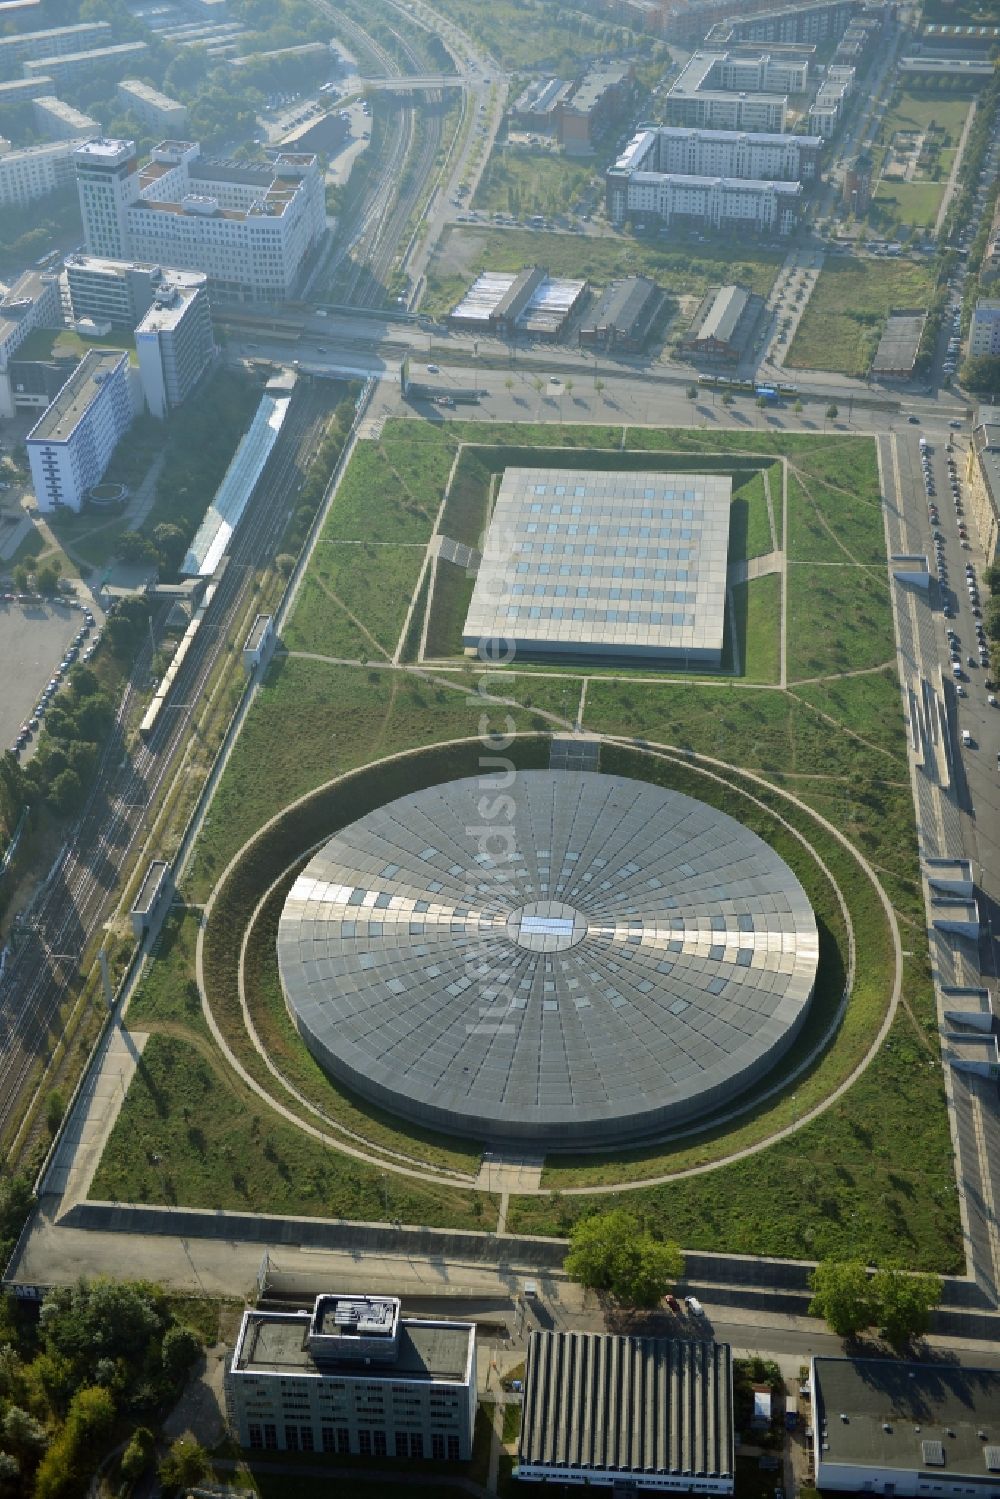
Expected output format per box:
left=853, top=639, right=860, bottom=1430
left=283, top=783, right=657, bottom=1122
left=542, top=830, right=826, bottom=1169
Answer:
left=611, top=169, right=802, bottom=234
left=226, top=1294, right=476, bottom=1461
left=23, top=41, right=149, bottom=86
left=811, top=1356, right=1000, bottom=1498
left=65, top=253, right=165, bottom=328
left=518, top=1333, right=735, bottom=1490
left=0, top=137, right=86, bottom=207
left=969, top=299, right=1000, bottom=359
left=27, top=349, right=133, bottom=513
left=75, top=138, right=326, bottom=302
left=607, top=125, right=820, bottom=220
left=682, top=284, right=765, bottom=362
left=0, top=268, right=61, bottom=417
left=136, top=271, right=213, bottom=417
left=116, top=78, right=188, bottom=134
left=968, top=409, right=1000, bottom=562
left=32, top=95, right=99, bottom=141
left=0, top=20, right=109, bottom=76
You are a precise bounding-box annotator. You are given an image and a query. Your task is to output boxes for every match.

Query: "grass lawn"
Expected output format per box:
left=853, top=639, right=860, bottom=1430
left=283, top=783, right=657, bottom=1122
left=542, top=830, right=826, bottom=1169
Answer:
left=785, top=561, right=892, bottom=680
left=16, top=326, right=137, bottom=366
left=786, top=259, right=936, bottom=377
left=873, top=179, right=946, bottom=232
left=401, top=0, right=639, bottom=72
left=283, top=542, right=425, bottom=660
left=90, top=1031, right=492, bottom=1229
left=473, top=145, right=598, bottom=217
left=880, top=87, right=975, bottom=146
left=735, top=573, right=781, bottom=683
left=424, top=225, right=781, bottom=318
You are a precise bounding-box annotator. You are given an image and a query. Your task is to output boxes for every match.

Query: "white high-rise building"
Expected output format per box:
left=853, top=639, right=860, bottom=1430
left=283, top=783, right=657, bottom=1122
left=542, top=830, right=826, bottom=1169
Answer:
left=27, top=349, right=134, bottom=513
left=135, top=272, right=214, bottom=417
left=74, top=138, right=326, bottom=302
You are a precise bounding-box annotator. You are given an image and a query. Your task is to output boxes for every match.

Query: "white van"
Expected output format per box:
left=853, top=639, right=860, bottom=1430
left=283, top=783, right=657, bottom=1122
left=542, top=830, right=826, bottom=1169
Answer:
left=961, top=728, right=972, bottom=746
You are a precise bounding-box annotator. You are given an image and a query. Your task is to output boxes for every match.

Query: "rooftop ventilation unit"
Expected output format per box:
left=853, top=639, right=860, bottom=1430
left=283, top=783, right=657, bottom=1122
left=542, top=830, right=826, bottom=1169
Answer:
left=921, top=1441, right=946, bottom=1467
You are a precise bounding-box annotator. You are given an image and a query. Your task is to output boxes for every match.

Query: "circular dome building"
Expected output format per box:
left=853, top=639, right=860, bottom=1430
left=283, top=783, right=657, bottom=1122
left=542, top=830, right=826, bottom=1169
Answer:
left=276, top=771, right=819, bottom=1149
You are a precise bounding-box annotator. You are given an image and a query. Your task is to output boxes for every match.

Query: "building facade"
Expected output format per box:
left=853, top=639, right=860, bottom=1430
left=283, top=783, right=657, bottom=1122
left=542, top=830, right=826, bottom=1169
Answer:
left=0, top=268, right=61, bottom=417
left=27, top=349, right=133, bottom=513
left=558, top=63, right=636, bottom=152
left=969, top=299, right=1000, bottom=359
left=32, top=95, right=99, bottom=141
left=665, top=48, right=811, bottom=131
left=226, top=1295, right=476, bottom=1462
left=711, top=0, right=860, bottom=45
left=967, top=409, right=1000, bottom=563
left=0, top=136, right=86, bottom=206
left=116, top=78, right=188, bottom=135
left=0, top=20, right=109, bottom=76
left=607, top=126, right=819, bottom=221
left=135, top=271, right=214, bottom=417
left=23, top=41, right=149, bottom=86
left=65, top=253, right=165, bottom=328
left=75, top=138, right=326, bottom=302
left=611, top=169, right=801, bottom=234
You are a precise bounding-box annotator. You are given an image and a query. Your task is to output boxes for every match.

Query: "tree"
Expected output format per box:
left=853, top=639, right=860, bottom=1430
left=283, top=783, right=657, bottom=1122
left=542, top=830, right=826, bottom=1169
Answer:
left=104, top=614, right=136, bottom=659
left=119, top=1426, right=154, bottom=1483
left=808, top=1260, right=873, bottom=1336
left=11, top=565, right=28, bottom=592
left=871, top=1266, right=942, bottom=1347
left=793, top=399, right=803, bottom=414
left=756, top=394, right=767, bottom=410
left=564, top=1210, right=683, bottom=1307
left=40, top=1280, right=162, bottom=1387
left=158, top=1436, right=209, bottom=1492
left=985, top=596, right=1000, bottom=643
left=45, top=1090, right=65, bottom=1137
left=721, top=391, right=734, bottom=407
left=47, top=769, right=83, bottom=817
left=152, top=523, right=187, bottom=575
left=686, top=384, right=697, bottom=399
left=162, top=1323, right=201, bottom=1382
left=825, top=402, right=839, bottom=421
left=32, top=1385, right=115, bottom=1499
left=35, top=562, right=60, bottom=596
left=1, top=1404, right=46, bottom=1457
left=116, top=530, right=157, bottom=566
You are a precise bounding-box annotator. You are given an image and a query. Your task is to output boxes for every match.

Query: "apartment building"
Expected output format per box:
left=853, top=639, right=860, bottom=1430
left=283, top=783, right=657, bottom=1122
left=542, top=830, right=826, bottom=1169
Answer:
left=0, top=268, right=61, bottom=417
left=26, top=349, right=133, bottom=513
left=135, top=271, right=214, bottom=417
left=969, top=299, right=1000, bottom=359
left=967, top=409, right=1000, bottom=562
left=0, top=20, right=109, bottom=77
left=608, top=127, right=820, bottom=222
left=0, top=137, right=87, bottom=207
left=665, top=52, right=796, bottom=130
left=708, top=0, right=860, bottom=45
left=32, top=95, right=99, bottom=141
left=23, top=41, right=149, bottom=86
left=75, top=138, right=326, bottom=302
left=116, top=78, right=188, bottom=135
left=613, top=170, right=802, bottom=233
left=225, top=1295, right=476, bottom=1462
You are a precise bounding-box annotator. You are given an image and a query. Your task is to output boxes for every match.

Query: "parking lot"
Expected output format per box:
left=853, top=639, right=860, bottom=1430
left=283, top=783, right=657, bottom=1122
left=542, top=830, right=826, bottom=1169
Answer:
left=0, top=594, right=97, bottom=756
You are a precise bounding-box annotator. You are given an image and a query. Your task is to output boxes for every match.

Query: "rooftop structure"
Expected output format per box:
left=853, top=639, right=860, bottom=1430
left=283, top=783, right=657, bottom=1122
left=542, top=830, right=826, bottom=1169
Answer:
left=518, top=1332, right=735, bottom=1490
left=228, top=1293, right=476, bottom=1461
left=871, top=309, right=926, bottom=376
left=467, top=466, right=732, bottom=663
left=277, top=770, right=820, bottom=1148
left=449, top=269, right=586, bottom=338
left=811, top=1356, right=1000, bottom=1497
left=181, top=378, right=292, bottom=574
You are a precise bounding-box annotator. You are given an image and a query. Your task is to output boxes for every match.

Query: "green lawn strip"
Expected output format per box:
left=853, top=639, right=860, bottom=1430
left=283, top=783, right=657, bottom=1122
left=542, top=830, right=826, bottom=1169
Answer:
left=786, top=562, right=893, bottom=680
left=730, top=469, right=773, bottom=561
left=126, top=910, right=208, bottom=1038
left=440, top=442, right=499, bottom=547
left=424, top=226, right=781, bottom=318
left=581, top=680, right=893, bottom=784
left=320, top=440, right=439, bottom=544
left=737, top=574, right=781, bottom=684
left=184, top=659, right=549, bottom=901
left=790, top=670, right=908, bottom=773
left=786, top=259, right=936, bottom=378
left=473, top=146, right=598, bottom=216
left=425, top=560, right=476, bottom=658
left=89, top=1032, right=489, bottom=1228
left=786, top=459, right=885, bottom=566
left=879, top=87, right=974, bottom=144
left=284, top=543, right=424, bottom=660
left=791, top=779, right=924, bottom=927
left=873, top=180, right=945, bottom=230
left=502, top=1402, right=521, bottom=1444
left=242, top=874, right=482, bottom=1174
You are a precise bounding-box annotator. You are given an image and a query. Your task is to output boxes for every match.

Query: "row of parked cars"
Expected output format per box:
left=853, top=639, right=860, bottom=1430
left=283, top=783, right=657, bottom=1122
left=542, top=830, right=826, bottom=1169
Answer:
left=10, top=602, right=98, bottom=759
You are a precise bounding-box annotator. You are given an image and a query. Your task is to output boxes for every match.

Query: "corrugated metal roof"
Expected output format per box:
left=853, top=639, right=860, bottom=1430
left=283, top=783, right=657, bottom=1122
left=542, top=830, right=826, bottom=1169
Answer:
left=519, top=1332, right=734, bottom=1479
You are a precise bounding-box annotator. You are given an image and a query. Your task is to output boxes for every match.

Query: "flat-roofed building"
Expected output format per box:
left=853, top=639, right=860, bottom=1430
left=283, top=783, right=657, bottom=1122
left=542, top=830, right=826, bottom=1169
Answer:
left=465, top=465, right=732, bottom=664
left=65, top=253, right=166, bottom=328
left=136, top=270, right=213, bottom=417
left=558, top=63, right=635, bottom=153
left=614, top=169, right=802, bottom=235
left=710, top=0, right=860, bottom=46
left=23, top=41, right=149, bottom=86
left=682, top=283, right=765, bottom=361
left=811, top=1356, right=1000, bottom=1498
left=27, top=348, right=133, bottom=513
left=0, top=267, right=61, bottom=417
left=607, top=124, right=820, bottom=220
left=0, top=20, right=109, bottom=77
left=871, top=308, right=926, bottom=377
left=0, top=136, right=87, bottom=207
left=510, top=75, right=573, bottom=133
left=226, top=1294, right=476, bottom=1461
left=0, top=74, right=52, bottom=103
left=116, top=78, right=188, bottom=134
left=517, top=1332, right=734, bottom=1490
left=967, top=408, right=1000, bottom=563
left=970, top=298, right=1000, bottom=359
left=665, top=49, right=808, bottom=131
left=75, top=137, right=326, bottom=303
left=579, top=275, right=663, bottom=351
left=32, top=95, right=98, bottom=141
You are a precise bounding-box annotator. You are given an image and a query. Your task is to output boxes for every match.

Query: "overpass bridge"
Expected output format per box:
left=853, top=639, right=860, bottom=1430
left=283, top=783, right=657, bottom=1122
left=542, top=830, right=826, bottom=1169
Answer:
left=359, top=73, right=467, bottom=89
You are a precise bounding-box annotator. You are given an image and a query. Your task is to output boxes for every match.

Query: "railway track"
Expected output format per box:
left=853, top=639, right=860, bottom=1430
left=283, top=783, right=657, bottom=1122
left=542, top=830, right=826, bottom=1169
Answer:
left=0, top=384, right=332, bottom=1148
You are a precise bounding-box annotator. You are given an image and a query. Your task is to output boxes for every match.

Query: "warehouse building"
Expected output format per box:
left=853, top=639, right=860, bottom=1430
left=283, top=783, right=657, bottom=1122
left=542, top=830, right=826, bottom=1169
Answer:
left=682, top=284, right=765, bottom=362
left=579, top=275, right=664, bottom=352
left=116, top=78, right=188, bottom=134
left=871, top=308, right=926, bottom=377
left=517, top=1332, right=735, bottom=1490
left=32, top=95, right=99, bottom=141
left=27, top=348, right=133, bottom=513
left=449, top=267, right=586, bottom=338
left=226, top=1294, right=476, bottom=1461
left=811, top=1356, right=1000, bottom=1498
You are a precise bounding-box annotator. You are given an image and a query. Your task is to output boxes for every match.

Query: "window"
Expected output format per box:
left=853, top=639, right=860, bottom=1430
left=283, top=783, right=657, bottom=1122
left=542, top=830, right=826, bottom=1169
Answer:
left=300, top=1426, right=315, bottom=1452
left=395, top=1432, right=409, bottom=1457
left=373, top=1430, right=387, bottom=1457
left=337, top=1427, right=350, bottom=1455
left=358, top=1430, right=372, bottom=1456
left=411, top=1433, right=424, bottom=1458
left=432, top=1434, right=445, bottom=1459
left=248, top=1423, right=262, bottom=1449
left=322, top=1427, right=336, bottom=1453
left=264, top=1424, right=277, bottom=1450
left=285, top=1425, right=299, bottom=1451
left=447, top=1435, right=461, bottom=1460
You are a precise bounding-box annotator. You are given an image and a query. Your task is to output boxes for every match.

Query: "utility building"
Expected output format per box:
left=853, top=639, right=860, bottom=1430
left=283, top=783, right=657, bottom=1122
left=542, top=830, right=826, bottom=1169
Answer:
left=517, top=1332, right=735, bottom=1490
left=226, top=1295, right=476, bottom=1461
